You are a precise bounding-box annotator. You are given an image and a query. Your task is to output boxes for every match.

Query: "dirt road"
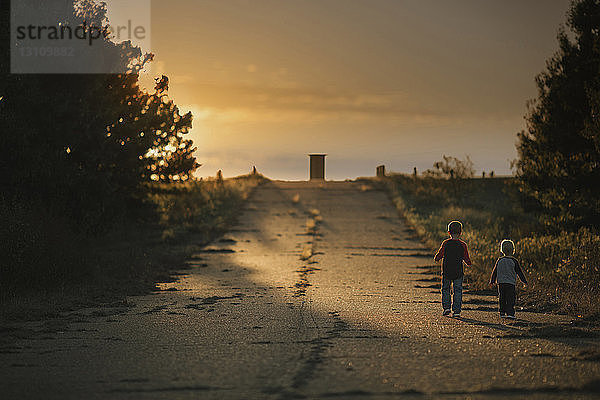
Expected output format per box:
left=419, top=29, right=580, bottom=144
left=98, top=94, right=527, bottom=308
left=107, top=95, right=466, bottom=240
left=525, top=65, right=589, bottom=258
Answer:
left=1, top=181, right=599, bottom=399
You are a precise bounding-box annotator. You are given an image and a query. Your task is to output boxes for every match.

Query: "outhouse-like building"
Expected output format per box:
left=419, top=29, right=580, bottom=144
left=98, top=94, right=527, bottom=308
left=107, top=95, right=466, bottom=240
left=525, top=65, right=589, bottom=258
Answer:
left=308, top=154, right=326, bottom=180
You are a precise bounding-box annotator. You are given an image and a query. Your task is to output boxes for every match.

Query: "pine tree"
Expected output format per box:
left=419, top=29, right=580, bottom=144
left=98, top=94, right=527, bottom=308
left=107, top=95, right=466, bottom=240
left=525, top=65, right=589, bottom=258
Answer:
left=516, top=0, right=600, bottom=229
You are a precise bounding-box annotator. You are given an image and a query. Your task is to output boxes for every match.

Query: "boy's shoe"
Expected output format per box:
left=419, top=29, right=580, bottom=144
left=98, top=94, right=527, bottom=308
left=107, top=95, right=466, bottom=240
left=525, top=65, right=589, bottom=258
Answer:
left=506, top=315, right=516, bottom=319
left=443, top=309, right=451, bottom=316
left=452, top=312, right=461, bottom=318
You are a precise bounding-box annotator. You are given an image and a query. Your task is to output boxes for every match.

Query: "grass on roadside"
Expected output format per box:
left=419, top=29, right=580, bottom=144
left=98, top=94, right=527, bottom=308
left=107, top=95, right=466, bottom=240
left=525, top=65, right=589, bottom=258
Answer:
left=0, top=174, right=266, bottom=320
left=146, top=174, right=265, bottom=241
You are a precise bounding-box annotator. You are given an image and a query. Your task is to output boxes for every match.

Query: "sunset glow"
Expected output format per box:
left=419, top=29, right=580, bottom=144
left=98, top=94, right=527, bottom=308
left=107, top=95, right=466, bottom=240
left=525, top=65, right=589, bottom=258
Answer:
left=135, top=0, right=571, bottom=179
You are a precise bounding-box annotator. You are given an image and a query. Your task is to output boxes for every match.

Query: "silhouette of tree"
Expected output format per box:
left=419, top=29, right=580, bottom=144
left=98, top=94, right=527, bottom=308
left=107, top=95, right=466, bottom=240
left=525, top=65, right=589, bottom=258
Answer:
left=143, top=76, right=198, bottom=182
left=423, top=155, right=475, bottom=179
left=516, top=0, right=600, bottom=228
left=0, top=0, right=199, bottom=233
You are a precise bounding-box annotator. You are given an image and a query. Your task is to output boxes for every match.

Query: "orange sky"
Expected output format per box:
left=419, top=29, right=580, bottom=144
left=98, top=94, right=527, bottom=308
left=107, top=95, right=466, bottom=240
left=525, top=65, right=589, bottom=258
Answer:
left=135, top=0, right=570, bottom=180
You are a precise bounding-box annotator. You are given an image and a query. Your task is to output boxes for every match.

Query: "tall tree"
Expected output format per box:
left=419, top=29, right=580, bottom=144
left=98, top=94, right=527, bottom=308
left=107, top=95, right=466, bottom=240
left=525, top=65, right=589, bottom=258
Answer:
left=1, top=0, right=199, bottom=232
left=516, top=0, right=600, bottom=228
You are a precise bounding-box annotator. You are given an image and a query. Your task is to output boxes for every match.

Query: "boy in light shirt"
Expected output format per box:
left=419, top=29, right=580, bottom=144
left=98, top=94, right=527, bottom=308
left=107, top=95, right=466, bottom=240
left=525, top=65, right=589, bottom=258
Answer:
left=489, top=239, right=527, bottom=319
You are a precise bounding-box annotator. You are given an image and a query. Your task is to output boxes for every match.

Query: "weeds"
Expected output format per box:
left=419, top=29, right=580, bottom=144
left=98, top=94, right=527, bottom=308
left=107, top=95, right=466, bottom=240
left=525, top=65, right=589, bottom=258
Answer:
left=146, top=174, right=264, bottom=242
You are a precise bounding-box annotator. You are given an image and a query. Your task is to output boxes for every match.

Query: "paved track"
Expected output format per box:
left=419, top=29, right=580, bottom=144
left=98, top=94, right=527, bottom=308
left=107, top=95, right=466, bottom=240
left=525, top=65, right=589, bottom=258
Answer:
left=1, top=181, right=599, bottom=399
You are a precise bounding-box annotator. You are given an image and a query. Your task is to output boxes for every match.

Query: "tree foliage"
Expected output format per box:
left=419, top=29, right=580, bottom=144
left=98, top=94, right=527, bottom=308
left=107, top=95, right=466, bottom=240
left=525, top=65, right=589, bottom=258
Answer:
left=0, top=0, right=199, bottom=233
left=516, top=0, right=600, bottom=229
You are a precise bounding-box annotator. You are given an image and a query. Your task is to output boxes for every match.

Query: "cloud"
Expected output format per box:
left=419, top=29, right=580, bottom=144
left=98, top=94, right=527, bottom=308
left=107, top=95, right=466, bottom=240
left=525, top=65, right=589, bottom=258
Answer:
left=174, top=80, right=469, bottom=126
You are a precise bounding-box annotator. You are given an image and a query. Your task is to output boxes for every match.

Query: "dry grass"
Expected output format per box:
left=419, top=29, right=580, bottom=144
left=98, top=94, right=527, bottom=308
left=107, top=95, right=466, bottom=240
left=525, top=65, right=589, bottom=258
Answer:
left=146, top=174, right=264, bottom=241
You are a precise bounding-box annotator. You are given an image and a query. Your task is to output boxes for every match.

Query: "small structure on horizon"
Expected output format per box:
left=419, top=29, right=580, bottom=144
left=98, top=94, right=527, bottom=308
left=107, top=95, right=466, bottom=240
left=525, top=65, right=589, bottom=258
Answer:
left=376, top=165, right=386, bottom=177
left=309, top=154, right=326, bottom=180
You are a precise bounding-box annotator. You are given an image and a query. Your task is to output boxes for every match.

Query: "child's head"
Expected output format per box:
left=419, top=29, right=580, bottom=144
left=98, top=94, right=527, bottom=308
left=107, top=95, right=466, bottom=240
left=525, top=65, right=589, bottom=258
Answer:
left=447, top=220, right=462, bottom=237
left=500, top=239, right=515, bottom=256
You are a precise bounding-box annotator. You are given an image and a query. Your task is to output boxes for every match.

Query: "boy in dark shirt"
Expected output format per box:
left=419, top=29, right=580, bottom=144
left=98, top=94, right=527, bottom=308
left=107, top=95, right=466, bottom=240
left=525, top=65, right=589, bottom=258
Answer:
left=489, top=239, right=527, bottom=319
left=434, top=221, right=472, bottom=317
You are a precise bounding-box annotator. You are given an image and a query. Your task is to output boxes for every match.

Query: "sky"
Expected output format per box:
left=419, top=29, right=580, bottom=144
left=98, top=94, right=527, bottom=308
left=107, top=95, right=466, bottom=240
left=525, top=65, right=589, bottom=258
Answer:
left=124, top=0, right=571, bottom=180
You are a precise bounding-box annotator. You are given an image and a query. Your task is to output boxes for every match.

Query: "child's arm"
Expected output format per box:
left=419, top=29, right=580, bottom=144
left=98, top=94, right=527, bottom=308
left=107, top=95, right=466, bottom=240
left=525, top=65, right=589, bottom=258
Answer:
left=462, top=242, right=472, bottom=266
left=434, top=241, right=445, bottom=262
left=514, top=259, right=527, bottom=284
left=489, top=264, right=497, bottom=285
